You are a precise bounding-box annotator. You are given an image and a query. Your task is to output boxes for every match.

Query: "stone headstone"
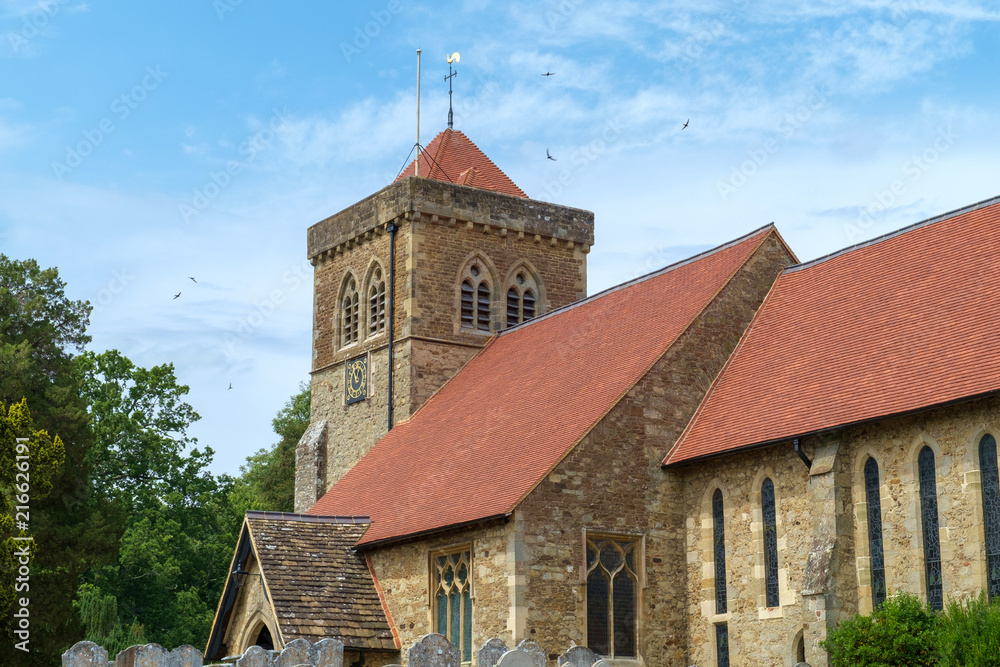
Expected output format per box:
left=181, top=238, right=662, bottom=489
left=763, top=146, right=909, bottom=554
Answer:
left=118, top=643, right=169, bottom=667
left=274, top=639, right=310, bottom=667
left=514, top=640, right=546, bottom=667
left=309, top=638, right=344, bottom=667
left=407, top=633, right=460, bottom=667
left=236, top=645, right=272, bottom=667
left=168, top=645, right=203, bottom=667
left=63, top=641, right=109, bottom=667
left=477, top=638, right=508, bottom=667
left=496, top=650, right=536, bottom=667
left=558, top=646, right=599, bottom=667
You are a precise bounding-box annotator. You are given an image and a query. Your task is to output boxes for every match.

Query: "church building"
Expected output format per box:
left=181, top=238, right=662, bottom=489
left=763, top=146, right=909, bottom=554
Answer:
left=206, top=126, right=1000, bottom=667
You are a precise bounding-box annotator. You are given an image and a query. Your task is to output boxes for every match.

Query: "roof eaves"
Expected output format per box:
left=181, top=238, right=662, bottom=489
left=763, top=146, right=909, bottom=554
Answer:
left=499, top=223, right=778, bottom=337
left=246, top=511, right=370, bottom=525
left=357, top=513, right=511, bottom=549
left=665, top=387, right=1000, bottom=468
left=787, top=194, right=1000, bottom=274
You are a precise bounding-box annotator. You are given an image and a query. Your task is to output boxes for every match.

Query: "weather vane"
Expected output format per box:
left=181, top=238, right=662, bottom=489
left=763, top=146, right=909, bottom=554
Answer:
left=446, top=52, right=460, bottom=129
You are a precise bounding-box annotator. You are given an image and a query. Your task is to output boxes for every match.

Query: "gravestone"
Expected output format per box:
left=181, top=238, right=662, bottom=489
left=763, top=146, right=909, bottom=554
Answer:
left=477, top=638, right=508, bottom=667
left=168, top=645, right=203, bottom=667
left=117, top=643, right=169, bottom=667
left=63, top=641, right=108, bottom=667
left=236, top=645, right=271, bottom=667
left=514, top=640, right=546, bottom=667
left=558, top=646, right=599, bottom=667
left=496, top=650, right=536, bottom=667
left=274, top=639, right=310, bottom=667
left=407, top=633, right=460, bottom=667
left=309, top=638, right=344, bottom=667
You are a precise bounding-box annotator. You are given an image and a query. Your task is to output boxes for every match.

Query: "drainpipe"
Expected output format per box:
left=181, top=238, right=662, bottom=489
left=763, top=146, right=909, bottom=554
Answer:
left=386, top=219, right=398, bottom=431
left=794, top=437, right=812, bottom=469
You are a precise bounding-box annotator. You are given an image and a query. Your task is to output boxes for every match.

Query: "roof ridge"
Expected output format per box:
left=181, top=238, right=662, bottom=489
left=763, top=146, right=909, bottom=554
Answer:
left=787, top=194, right=1000, bottom=273
left=246, top=510, right=371, bottom=524
left=499, top=223, right=777, bottom=336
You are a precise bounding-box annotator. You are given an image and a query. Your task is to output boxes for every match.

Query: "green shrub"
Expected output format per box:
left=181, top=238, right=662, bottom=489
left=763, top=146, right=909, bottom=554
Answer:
left=936, top=592, right=1000, bottom=667
left=820, top=592, right=938, bottom=667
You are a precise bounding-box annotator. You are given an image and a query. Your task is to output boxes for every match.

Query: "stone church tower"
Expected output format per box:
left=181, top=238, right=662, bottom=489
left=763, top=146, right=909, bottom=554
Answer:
left=295, top=129, right=595, bottom=512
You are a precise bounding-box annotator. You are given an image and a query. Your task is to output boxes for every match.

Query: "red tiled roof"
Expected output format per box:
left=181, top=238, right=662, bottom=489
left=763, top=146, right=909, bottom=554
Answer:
left=666, top=196, right=1000, bottom=465
left=309, top=226, right=778, bottom=544
left=394, top=129, right=527, bottom=198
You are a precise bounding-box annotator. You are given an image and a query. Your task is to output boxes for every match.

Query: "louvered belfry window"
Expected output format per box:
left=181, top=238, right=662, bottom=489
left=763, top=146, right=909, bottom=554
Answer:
left=368, top=267, right=386, bottom=335
left=865, top=457, right=887, bottom=609
left=460, top=262, right=491, bottom=332
left=761, top=477, right=780, bottom=608
left=586, top=536, right=638, bottom=659
left=505, top=270, right=539, bottom=328
left=918, top=446, right=943, bottom=610
left=341, top=277, right=359, bottom=346
left=980, top=434, right=1000, bottom=601
left=433, top=549, right=473, bottom=663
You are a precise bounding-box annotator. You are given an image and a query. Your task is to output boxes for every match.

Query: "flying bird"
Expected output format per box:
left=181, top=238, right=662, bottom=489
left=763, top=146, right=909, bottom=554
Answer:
left=173, top=292, right=181, bottom=300
left=189, top=276, right=197, bottom=283
left=546, top=149, right=557, bottom=161
left=228, top=383, right=233, bottom=390
left=682, top=119, right=689, bottom=130
left=542, top=72, right=555, bottom=77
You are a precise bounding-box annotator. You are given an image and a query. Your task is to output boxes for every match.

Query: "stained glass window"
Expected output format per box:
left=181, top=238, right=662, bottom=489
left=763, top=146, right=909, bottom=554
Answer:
left=713, top=489, right=727, bottom=614
left=918, top=446, right=943, bottom=610
left=586, top=536, right=639, bottom=659
left=979, top=434, right=1000, bottom=601
left=432, top=549, right=472, bottom=662
left=864, top=457, right=887, bottom=609
left=716, top=623, right=730, bottom=667
left=762, top=478, right=780, bottom=608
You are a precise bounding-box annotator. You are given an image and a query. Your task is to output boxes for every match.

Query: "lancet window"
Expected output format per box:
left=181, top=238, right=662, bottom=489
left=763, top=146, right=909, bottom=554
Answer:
left=980, top=434, right=1000, bottom=601
left=367, top=266, right=386, bottom=335
left=505, top=269, right=538, bottom=327
left=864, top=457, right=887, bottom=609
left=918, top=446, right=943, bottom=610
left=460, top=261, right=491, bottom=332
left=762, top=477, right=780, bottom=608
left=341, top=276, right=359, bottom=346
left=586, top=535, right=638, bottom=659
left=432, top=548, right=473, bottom=663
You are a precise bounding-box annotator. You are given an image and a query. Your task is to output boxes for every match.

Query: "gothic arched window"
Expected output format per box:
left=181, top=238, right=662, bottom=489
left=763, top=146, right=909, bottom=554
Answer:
left=762, top=477, right=780, bottom=608
left=918, top=446, right=943, bottom=610
left=505, top=269, right=539, bottom=327
left=341, top=276, right=359, bottom=346
left=713, top=488, right=729, bottom=666
left=585, top=536, right=638, bottom=659
left=864, top=457, right=887, bottom=609
left=980, top=434, right=1000, bottom=601
left=367, top=266, right=386, bottom=336
left=459, top=261, right=492, bottom=332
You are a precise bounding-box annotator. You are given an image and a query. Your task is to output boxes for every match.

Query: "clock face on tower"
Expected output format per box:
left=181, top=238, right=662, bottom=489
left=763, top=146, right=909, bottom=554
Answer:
left=345, top=354, right=368, bottom=405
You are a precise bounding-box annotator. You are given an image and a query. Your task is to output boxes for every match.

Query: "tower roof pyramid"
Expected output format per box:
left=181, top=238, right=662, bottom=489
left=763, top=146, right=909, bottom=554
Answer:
left=394, top=128, right=527, bottom=198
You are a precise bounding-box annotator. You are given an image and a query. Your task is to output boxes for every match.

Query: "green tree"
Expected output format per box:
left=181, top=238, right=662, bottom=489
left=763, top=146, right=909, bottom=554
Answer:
left=229, top=383, right=309, bottom=514
left=0, top=400, right=66, bottom=618
left=821, top=592, right=938, bottom=667
left=0, top=256, right=121, bottom=663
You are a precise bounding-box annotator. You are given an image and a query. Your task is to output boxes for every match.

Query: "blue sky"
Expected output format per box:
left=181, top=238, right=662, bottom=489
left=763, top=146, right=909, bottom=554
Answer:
left=2, top=0, right=999, bottom=475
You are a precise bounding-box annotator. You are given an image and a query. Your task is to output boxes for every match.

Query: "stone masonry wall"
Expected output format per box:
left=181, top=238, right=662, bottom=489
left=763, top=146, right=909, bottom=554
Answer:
left=366, top=520, right=515, bottom=665
left=222, top=551, right=278, bottom=656
left=513, top=233, right=794, bottom=666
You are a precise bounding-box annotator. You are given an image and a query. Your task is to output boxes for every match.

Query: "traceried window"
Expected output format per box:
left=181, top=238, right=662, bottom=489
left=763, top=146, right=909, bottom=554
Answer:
left=341, top=276, right=359, bottom=346
left=864, top=457, right=887, bottom=609
left=918, top=446, right=943, bottom=610
left=980, top=434, right=1000, bottom=601
left=505, top=270, right=538, bottom=328
left=761, top=477, right=780, bottom=608
left=459, top=261, right=491, bottom=332
left=432, top=548, right=472, bottom=663
left=367, top=266, right=386, bottom=336
left=586, top=535, right=638, bottom=659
